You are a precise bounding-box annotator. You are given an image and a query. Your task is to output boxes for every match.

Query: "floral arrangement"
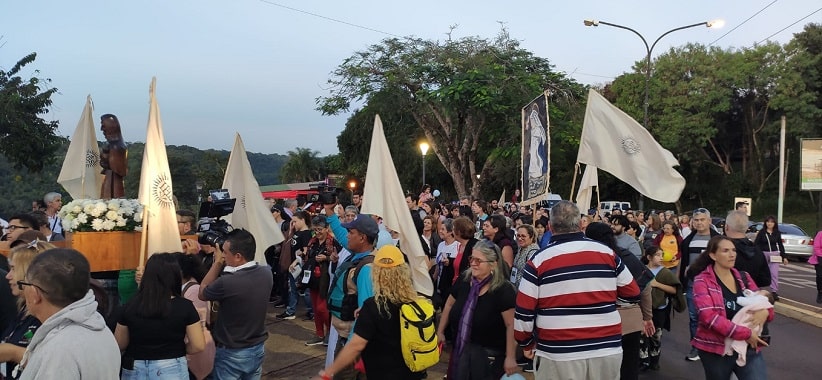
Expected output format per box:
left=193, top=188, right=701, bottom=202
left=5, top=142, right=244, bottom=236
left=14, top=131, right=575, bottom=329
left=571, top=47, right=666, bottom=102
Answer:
left=59, top=199, right=143, bottom=233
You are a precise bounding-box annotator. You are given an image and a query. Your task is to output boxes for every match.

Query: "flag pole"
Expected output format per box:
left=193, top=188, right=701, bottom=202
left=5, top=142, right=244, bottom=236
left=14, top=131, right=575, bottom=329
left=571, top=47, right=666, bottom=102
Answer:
left=569, top=162, right=580, bottom=201
left=138, top=206, right=149, bottom=268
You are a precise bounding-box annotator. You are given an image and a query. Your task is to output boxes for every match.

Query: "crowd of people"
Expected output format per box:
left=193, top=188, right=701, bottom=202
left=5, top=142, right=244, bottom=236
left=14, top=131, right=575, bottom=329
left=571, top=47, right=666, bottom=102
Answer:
left=1, top=187, right=818, bottom=380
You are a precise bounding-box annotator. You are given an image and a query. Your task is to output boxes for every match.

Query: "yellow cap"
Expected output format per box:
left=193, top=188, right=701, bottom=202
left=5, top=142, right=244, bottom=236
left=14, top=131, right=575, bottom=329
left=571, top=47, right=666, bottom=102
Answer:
left=374, top=245, right=405, bottom=268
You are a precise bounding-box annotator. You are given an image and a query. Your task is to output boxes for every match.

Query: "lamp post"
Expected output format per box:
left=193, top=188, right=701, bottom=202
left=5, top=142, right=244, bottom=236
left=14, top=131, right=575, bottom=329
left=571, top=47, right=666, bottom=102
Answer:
left=583, top=19, right=723, bottom=211
left=583, top=19, right=724, bottom=129
left=419, top=142, right=430, bottom=186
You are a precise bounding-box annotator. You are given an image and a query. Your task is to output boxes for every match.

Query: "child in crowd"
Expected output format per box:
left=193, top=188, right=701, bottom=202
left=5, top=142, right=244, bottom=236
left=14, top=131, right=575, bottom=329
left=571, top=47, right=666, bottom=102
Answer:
left=640, top=246, right=682, bottom=371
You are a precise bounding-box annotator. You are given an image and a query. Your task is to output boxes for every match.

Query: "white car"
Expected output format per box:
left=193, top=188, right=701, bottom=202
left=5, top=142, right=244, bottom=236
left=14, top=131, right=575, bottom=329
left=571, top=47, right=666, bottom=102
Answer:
left=747, top=223, right=814, bottom=258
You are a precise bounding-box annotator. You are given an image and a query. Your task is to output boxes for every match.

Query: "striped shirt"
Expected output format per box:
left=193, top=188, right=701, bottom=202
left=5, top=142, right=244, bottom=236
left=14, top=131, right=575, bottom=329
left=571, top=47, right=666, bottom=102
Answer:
left=514, top=232, right=640, bottom=361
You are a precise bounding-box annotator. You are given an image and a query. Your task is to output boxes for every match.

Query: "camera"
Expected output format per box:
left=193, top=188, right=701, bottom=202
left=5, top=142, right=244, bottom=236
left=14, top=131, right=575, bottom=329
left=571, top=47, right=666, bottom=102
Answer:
left=197, top=189, right=236, bottom=247
left=308, top=183, right=341, bottom=205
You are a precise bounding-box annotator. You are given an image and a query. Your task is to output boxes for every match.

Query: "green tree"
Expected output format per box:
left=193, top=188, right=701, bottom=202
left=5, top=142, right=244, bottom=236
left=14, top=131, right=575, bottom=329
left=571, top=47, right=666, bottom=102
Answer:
left=0, top=53, right=61, bottom=172
left=280, top=147, right=324, bottom=183
left=318, top=29, right=583, bottom=198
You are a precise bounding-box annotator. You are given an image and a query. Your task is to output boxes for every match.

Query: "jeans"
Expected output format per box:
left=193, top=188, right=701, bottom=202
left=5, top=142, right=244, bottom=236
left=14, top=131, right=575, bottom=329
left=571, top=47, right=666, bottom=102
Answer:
left=698, top=348, right=767, bottom=380
left=121, top=357, right=188, bottom=380
left=287, top=273, right=314, bottom=315
left=214, top=342, right=265, bottom=380
left=686, top=280, right=698, bottom=340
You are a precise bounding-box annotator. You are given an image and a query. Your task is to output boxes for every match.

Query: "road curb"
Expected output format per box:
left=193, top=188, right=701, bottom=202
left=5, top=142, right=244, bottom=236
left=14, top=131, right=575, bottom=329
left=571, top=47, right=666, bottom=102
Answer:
left=774, top=298, right=822, bottom=328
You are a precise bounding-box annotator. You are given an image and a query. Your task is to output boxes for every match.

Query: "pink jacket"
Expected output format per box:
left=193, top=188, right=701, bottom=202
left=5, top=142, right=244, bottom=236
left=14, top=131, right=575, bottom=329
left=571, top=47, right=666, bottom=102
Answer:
left=691, top=266, right=775, bottom=355
left=810, top=231, right=822, bottom=265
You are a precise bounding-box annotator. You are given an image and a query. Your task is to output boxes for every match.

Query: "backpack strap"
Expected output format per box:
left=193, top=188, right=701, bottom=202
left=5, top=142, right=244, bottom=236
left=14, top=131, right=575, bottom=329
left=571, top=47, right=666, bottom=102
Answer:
left=182, top=281, right=197, bottom=296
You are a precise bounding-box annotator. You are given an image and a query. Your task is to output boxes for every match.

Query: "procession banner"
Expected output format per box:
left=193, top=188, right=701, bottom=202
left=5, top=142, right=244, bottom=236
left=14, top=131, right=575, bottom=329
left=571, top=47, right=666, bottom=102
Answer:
left=222, top=133, right=285, bottom=263
left=577, top=89, right=685, bottom=203
left=362, top=115, right=434, bottom=297
left=58, top=95, right=103, bottom=199
left=138, top=78, right=181, bottom=257
left=521, top=91, right=550, bottom=206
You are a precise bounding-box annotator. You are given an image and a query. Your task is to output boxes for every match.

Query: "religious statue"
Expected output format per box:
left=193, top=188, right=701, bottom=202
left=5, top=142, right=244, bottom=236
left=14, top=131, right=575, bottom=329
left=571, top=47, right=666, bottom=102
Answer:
left=100, top=114, right=128, bottom=199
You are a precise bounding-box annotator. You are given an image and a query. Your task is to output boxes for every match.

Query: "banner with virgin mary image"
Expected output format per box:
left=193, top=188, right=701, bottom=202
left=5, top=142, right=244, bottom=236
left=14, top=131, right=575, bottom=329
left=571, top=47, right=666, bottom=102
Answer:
left=520, top=91, right=550, bottom=206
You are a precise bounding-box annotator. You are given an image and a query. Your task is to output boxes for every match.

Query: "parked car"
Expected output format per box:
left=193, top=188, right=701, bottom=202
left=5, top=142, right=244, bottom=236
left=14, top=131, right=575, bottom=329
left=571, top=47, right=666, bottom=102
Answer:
left=746, top=222, right=814, bottom=259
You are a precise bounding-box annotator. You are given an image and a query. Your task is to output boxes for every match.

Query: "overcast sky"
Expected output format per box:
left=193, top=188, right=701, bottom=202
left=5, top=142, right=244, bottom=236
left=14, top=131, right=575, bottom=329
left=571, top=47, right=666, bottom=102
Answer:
left=2, top=0, right=819, bottom=156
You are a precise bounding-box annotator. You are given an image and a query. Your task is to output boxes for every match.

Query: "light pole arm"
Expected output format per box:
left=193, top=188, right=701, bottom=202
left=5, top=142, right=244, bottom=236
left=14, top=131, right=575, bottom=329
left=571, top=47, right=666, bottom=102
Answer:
left=649, top=22, right=709, bottom=56
left=596, top=21, right=650, bottom=56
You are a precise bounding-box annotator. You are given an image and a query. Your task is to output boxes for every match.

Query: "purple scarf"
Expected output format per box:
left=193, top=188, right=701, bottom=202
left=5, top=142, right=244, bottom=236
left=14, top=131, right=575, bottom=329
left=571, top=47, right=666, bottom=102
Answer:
left=448, top=275, right=491, bottom=379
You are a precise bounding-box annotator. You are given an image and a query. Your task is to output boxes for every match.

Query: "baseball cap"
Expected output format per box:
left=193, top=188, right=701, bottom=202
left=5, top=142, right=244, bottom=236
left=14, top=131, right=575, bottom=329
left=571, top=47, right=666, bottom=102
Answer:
left=11, top=230, right=48, bottom=248
left=341, top=214, right=379, bottom=239
left=373, top=245, right=405, bottom=268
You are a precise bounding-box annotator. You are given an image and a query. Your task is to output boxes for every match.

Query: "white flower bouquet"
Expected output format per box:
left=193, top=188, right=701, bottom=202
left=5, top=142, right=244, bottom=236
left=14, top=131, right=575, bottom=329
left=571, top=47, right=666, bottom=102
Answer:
left=59, top=199, right=144, bottom=233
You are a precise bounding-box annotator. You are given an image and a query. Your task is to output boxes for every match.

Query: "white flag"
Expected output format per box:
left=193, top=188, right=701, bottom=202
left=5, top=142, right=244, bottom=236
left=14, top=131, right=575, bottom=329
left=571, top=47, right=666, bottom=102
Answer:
left=576, top=89, right=685, bottom=203
left=362, top=115, right=434, bottom=297
left=498, top=190, right=506, bottom=206
left=575, top=164, right=598, bottom=213
left=138, top=78, right=181, bottom=257
left=57, top=95, right=103, bottom=199
left=222, top=133, right=285, bottom=264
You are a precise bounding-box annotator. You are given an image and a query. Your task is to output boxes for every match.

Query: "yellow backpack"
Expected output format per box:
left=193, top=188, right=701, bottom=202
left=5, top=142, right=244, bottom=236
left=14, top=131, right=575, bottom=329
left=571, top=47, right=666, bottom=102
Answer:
left=399, top=298, right=440, bottom=372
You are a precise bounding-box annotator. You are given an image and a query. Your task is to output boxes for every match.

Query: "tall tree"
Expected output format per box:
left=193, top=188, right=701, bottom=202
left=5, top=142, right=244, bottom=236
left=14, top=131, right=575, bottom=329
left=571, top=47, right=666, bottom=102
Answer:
left=0, top=53, right=61, bottom=171
left=280, top=147, right=324, bottom=183
left=317, top=29, right=583, bottom=198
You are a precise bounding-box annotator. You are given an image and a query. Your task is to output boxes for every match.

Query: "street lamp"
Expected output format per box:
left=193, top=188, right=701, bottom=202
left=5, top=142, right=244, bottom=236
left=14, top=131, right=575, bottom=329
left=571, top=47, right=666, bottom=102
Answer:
left=584, top=18, right=722, bottom=211
left=419, top=142, right=430, bottom=186
left=583, top=19, right=723, bottom=129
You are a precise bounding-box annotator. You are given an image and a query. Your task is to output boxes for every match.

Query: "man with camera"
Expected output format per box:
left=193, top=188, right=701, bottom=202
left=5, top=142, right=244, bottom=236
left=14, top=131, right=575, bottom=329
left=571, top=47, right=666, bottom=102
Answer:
left=199, top=229, right=273, bottom=380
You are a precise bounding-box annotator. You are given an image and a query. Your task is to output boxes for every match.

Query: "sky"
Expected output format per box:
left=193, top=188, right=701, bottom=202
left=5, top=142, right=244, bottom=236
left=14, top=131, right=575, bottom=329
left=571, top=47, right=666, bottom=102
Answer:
left=2, top=0, right=820, bottom=156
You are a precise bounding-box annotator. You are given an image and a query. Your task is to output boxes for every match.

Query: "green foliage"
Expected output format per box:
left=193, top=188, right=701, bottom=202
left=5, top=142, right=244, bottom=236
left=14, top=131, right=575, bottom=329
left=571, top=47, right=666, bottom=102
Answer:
left=0, top=53, right=61, bottom=172
left=0, top=141, right=287, bottom=217
left=318, top=29, right=585, bottom=197
left=280, top=148, right=324, bottom=183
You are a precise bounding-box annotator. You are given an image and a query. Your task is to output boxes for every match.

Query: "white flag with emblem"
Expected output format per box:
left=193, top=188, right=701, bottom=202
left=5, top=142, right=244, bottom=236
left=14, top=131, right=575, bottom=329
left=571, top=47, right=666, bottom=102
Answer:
left=222, top=133, right=284, bottom=264
left=58, top=95, right=104, bottom=199
left=576, top=89, right=685, bottom=203
left=362, top=115, right=434, bottom=297
left=575, top=164, right=598, bottom=213
left=138, top=78, right=181, bottom=257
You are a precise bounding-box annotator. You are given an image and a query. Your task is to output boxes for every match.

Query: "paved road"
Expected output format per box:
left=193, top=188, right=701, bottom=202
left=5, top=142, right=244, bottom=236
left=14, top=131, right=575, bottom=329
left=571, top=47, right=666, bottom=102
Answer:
left=262, top=262, right=822, bottom=380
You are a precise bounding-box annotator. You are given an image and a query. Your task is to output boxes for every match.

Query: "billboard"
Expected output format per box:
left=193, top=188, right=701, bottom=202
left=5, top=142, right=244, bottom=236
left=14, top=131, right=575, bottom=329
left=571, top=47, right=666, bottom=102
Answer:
left=800, top=138, right=822, bottom=191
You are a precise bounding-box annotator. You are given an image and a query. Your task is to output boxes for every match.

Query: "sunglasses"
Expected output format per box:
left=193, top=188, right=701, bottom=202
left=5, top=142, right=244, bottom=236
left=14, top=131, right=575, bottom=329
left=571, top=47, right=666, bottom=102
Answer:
left=468, top=256, right=492, bottom=265
left=693, top=208, right=709, bottom=215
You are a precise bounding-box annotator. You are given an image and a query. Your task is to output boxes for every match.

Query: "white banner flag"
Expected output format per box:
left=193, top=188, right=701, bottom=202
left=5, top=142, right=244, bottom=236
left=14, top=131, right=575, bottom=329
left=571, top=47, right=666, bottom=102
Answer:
left=57, top=95, right=103, bottom=199
left=362, top=115, right=434, bottom=297
left=575, top=164, right=598, bottom=213
left=222, top=133, right=285, bottom=264
left=138, top=78, right=181, bottom=257
left=577, top=89, right=685, bottom=203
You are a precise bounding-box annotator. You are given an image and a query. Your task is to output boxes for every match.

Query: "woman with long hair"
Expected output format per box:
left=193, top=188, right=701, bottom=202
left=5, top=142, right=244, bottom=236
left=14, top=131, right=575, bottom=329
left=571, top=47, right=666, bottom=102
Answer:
left=318, top=245, right=426, bottom=380
left=419, top=184, right=433, bottom=203
left=0, top=240, right=55, bottom=379
left=451, top=217, right=479, bottom=286
left=481, top=215, right=515, bottom=268
left=641, top=214, right=663, bottom=253
left=653, top=220, right=683, bottom=273
left=115, top=253, right=205, bottom=379
left=754, top=216, right=786, bottom=299
left=437, top=240, right=518, bottom=379
left=511, top=225, right=538, bottom=289
left=435, top=219, right=460, bottom=309
left=688, top=236, right=773, bottom=380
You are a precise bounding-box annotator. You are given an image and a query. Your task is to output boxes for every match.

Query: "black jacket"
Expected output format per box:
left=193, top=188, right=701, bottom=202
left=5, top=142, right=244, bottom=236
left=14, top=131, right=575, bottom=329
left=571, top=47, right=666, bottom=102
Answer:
left=731, top=237, right=772, bottom=288
left=679, top=229, right=720, bottom=284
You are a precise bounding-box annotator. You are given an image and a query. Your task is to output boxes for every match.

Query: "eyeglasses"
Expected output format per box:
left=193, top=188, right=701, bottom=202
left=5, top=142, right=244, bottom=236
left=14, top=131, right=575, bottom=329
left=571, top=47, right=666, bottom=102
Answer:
left=5, top=225, right=30, bottom=231
left=16, top=281, right=48, bottom=294
left=693, top=208, right=708, bottom=215
left=515, top=234, right=530, bottom=239
left=312, top=227, right=326, bottom=232
left=468, top=256, right=492, bottom=265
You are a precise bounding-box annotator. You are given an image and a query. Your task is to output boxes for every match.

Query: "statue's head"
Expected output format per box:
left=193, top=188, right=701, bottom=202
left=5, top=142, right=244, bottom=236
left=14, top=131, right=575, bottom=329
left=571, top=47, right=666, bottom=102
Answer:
left=100, top=114, right=123, bottom=143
